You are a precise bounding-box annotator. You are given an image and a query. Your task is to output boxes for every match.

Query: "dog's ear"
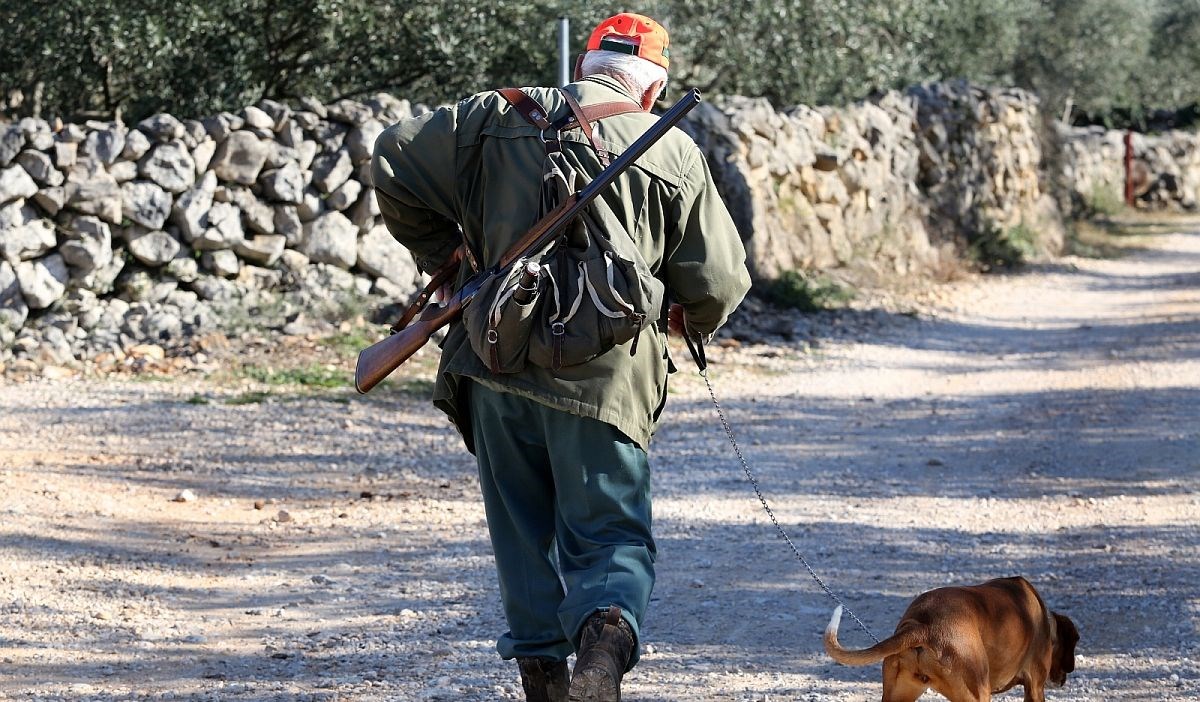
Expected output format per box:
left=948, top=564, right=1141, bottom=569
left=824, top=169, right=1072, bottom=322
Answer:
left=1052, top=613, right=1079, bottom=677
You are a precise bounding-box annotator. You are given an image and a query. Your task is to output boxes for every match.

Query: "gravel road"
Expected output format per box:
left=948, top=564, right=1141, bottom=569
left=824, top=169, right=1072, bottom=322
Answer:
left=1, top=219, right=1197, bottom=701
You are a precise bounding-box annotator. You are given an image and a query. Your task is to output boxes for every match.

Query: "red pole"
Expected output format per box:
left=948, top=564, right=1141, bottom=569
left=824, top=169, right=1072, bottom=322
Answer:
left=1124, top=130, right=1135, bottom=207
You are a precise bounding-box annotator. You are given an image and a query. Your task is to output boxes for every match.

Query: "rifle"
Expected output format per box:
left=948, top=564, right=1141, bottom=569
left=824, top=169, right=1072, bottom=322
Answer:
left=355, top=88, right=702, bottom=394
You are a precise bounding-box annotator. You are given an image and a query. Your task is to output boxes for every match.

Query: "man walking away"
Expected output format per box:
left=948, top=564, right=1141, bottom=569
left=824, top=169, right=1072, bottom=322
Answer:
left=372, top=12, right=751, bottom=701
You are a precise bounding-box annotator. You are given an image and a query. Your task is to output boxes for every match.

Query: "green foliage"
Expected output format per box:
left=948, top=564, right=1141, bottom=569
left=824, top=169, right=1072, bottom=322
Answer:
left=1145, top=0, right=1200, bottom=110
left=766, top=270, right=855, bottom=312
left=0, top=1, right=1191, bottom=121
left=1013, top=0, right=1155, bottom=121
left=969, top=223, right=1038, bottom=269
left=225, top=391, right=271, bottom=405
left=1085, top=185, right=1126, bottom=217
left=239, top=364, right=349, bottom=388
left=384, top=377, right=436, bottom=398
left=320, top=328, right=382, bottom=357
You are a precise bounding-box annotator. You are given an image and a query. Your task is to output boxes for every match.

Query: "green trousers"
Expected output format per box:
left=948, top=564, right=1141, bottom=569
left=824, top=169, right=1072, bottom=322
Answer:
left=466, top=381, right=655, bottom=666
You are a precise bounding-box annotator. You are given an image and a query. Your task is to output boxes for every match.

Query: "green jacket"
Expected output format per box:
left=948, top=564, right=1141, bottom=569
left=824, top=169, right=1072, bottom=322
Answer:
left=372, top=75, right=750, bottom=452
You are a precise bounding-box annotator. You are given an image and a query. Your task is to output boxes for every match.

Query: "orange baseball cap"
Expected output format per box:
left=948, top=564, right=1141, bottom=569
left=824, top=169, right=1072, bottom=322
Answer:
left=586, top=13, right=670, bottom=70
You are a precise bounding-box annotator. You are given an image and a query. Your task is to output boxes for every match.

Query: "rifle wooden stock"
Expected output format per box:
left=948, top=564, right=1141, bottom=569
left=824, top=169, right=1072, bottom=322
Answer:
left=353, top=88, right=703, bottom=394
left=355, top=289, right=466, bottom=393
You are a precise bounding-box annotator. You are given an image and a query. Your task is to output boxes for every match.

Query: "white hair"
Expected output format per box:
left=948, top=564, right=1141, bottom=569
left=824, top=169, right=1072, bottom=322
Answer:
left=580, top=49, right=668, bottom=99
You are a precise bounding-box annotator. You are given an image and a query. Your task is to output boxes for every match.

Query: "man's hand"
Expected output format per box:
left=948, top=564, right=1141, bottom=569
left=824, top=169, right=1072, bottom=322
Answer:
left=667, top=303, right=685, bottom=336
left=432, top=281, right=454, bottom=304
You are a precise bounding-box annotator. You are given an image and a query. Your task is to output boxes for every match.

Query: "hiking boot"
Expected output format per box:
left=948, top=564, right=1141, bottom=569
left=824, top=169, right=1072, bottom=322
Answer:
left=570, top=606, right=635, bottom=702
left=517, top=657, right=570, bottom=702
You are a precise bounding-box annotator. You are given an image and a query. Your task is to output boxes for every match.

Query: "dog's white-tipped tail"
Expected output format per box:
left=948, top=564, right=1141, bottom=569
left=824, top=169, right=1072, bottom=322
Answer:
left=826, top=605, right=844, bottom=638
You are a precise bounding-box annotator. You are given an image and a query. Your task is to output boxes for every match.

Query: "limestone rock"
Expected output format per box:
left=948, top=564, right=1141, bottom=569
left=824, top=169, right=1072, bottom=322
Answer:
left=300, top=211, right=357, bottom=268
left=313, top=120, right=348, bottom=152
left=279, top=249, right=310, bottom=276
left=19, top=118, right=53, bottom=150
left=311, top=150, right=353, bottom=194
left=273, top=205, right=303, bottom=246
left=0, top=198, right=31, bottom=232
left=192, top=139, right=216, bottom=174
left=296, top=141, right=319, bottom=171
left=299, top=97, right=328, bottom=119
left=260, top=162, right=306, bottom=204
left=183, top=119, right=208, bottom=146
left=165, top=256, right=199, bottom=283
left=210, top=131, right=269, bottom=185
left=0, top=212, right=56, bottom=264
left=222, top=186, right=274, bottom=235
left=357, top=225, right=417, bottom=287
left=0, top=126, right=23, bottom=167
left=54, top=141, right=78, bottom=170
left=109, top=161, right=139, bottom=183
left=277, top=119, right=303, bottom=149
left=201, top=113, right=238, bottom=142
left=366, top=93, right=411, bottom=123
left=0, top=261, right=28, bottom=334
left=190, top=274, right=237, bottom=301
left=264, top=142, right=299, bottom=169
left=193, top=201, right=244, bottom=251
left=327, top=178, right=361, bottom=211
left=16, top=254, right=69, bottom=309
left=121, top=180, right=173, bottom=229
left=346, top=119, right=385, bottom=163
left=0, top=165, right=38, bottom=203
left=201, top=249, right=241, bottom=278
left=297, top=189, right=324, bottom=221
left=83, top=127, right=126, bottom=165
left=137, top=113, right=186, bottom=142
left=59, top=216, right=113, bottom=275
left=122, top=129, right=152, bottom=161
left=173, top=171, right=218, bottom=242
left=350, top=188, right=379, bottom=232
left=242, top=106, right=275, bottom=131
left=33, top=187, right=66, bottom=216
left=127, top=228, right=181, bottom=267
left=258, top=99, right=292, bottom=129
left=139, top=141, right=196, bottom=193
left=327, top=99, right=373, bottom=126
left=75, top=252, right=125, bottom=295
left=356, top=160, right=373, bottom=188
left=234, top=234, right=286, bottom=267
left=16, top=151, right=60, bottom=185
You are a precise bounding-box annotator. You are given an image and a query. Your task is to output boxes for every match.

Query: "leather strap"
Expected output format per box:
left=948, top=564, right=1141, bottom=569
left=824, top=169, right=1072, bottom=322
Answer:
left=577, top=100, right=643, bottom=124
left=497, top=88, right=552, bottom=130
left=561, top=89, right=612, bottom=166
left=498, top=88, right=642, bottom=163
left=389, top=246, right=464, bottom=333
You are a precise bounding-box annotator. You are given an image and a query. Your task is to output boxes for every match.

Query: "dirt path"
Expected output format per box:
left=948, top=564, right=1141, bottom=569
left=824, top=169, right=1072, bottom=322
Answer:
left=1, top=219, right=1197, bottom=701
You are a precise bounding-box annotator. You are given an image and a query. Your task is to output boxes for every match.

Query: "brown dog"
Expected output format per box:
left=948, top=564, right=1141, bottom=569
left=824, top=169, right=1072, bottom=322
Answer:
left=824, top=577, right=1079, bottom=702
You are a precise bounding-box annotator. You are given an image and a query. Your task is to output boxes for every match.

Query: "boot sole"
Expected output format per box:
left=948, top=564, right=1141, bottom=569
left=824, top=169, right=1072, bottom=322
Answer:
left=568, top=668, right=619, bottom=702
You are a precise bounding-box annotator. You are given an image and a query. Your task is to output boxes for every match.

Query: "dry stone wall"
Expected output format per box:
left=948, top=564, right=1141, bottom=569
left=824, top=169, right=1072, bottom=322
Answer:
left=1, top=95, right=428, bottom=366
left=1060, top=126, right=1200, bottom=211
left=7, top=80, right=1195, bottom=369
left=685, top=80, right=1065, bottom=283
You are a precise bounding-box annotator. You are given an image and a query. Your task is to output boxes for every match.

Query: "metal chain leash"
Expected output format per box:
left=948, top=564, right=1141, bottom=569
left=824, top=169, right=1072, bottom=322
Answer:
left=699, top=368, right=881, bottom=645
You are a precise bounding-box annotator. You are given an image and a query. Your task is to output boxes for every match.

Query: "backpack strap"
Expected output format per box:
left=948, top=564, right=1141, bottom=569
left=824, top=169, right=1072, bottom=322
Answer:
left=560, top=89, right=617, bottom=166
